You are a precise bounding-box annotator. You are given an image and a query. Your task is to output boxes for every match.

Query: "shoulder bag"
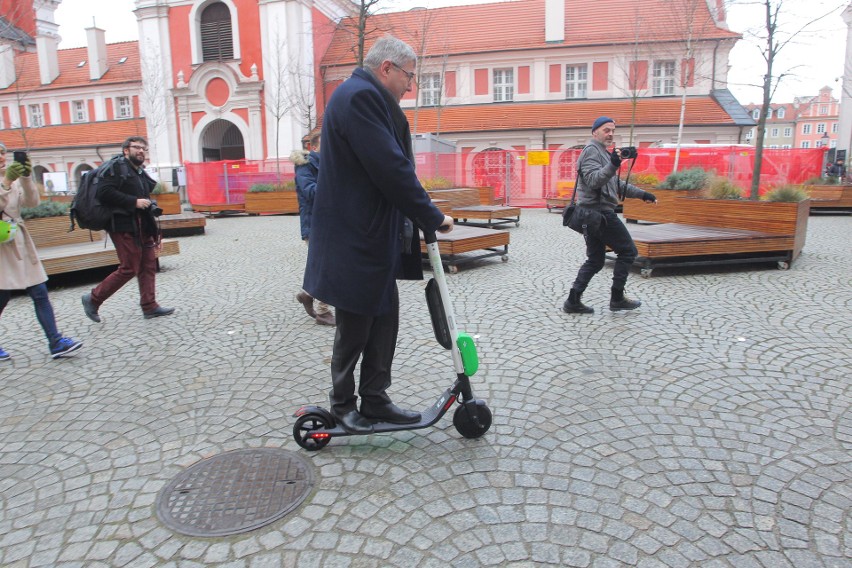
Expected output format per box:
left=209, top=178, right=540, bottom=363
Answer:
left=562, top=169, right=606, bottom=238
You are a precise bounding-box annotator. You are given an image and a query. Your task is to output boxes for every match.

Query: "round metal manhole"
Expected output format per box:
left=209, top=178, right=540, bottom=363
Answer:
left=156, top=448, right=314, bottom=537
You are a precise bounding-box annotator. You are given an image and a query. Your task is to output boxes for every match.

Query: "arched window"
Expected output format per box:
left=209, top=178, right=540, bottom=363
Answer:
left=200, top=2, right=234, bottom=62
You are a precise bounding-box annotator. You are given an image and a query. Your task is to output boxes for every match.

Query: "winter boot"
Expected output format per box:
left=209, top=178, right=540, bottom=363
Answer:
left=609, top=288, right=641, bottom=311
left=563, top=289, right=594, bottom=314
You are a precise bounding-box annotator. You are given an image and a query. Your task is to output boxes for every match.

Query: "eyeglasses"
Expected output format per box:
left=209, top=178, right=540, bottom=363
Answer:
left=390, top=62, right=416, bottom=84
left=129, top=145, right=148, bottom=152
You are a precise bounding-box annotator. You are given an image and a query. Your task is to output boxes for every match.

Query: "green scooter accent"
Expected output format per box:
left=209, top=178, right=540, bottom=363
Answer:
left=456, top=333, right=479, bottom=376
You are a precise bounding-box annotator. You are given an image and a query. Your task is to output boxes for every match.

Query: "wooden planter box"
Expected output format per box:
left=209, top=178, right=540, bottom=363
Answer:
left=674, top=197, right=810, bottom=261
left=244, top=191, right=298, bottom=215
left=44, top=194, right=74, bottom=204
left=623, top=189, right=697, bottom=223
left=804, top=184, right=852, bottom=209
left=153, top=192, right=182, bottom=215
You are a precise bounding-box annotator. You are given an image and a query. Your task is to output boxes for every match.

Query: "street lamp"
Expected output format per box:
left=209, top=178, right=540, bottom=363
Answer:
left=821, top=132, right=831, bottom=177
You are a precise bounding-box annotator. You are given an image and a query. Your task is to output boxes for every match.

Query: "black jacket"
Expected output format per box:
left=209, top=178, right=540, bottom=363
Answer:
left=95, top=157, right=157, bottom=234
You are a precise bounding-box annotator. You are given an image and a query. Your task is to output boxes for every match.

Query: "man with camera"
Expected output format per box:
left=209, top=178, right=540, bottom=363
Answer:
left=82, top=136, right=174, bottom=322
left=563, top=116, right=656, bottom=314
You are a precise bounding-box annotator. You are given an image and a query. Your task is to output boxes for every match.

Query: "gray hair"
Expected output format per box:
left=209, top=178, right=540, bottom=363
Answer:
left=363, top=36, right=416, bottom=70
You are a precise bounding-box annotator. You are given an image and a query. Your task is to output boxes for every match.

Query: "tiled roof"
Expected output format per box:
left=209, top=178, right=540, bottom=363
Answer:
left=404, top=96, right=738, bottom=134
left=322, top=0, right=739, bottom=67
left=0, top=41, right=141, bottom=94
left=0, top=16, right=35, bottom=46
left=0, top=118, right=147, bottom=150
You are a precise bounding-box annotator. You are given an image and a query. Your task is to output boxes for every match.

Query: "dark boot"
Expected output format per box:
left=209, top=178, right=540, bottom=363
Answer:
left=610, top=288, right=641, bottom=311
left=563, top=289, right=594, bottom=314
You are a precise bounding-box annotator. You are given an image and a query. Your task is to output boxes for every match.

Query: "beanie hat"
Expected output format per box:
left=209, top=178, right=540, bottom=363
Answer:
left=591, top=116, right=615, bottom=133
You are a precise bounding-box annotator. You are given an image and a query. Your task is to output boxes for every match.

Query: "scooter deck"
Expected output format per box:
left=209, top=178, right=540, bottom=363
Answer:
left=321, top=390, right=455, bottom=436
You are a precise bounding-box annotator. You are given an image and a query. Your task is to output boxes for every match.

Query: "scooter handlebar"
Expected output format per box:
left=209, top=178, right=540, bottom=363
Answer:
left=423, top=226, right=450, bottom=245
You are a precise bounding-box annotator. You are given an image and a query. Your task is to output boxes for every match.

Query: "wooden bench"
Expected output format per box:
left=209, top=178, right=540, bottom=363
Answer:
left=427, top=188, right=521, bottom=228
left=621, top=198, right=809, bottom=277
left=420, top=225, right=509, bottom=273
left=26, top=217, right=180, bottom=276
left=545, top=197, right=570, bottom=212
left=191, top=203, right=246, bottom=216
left=159, top=212, right=207, bottom=237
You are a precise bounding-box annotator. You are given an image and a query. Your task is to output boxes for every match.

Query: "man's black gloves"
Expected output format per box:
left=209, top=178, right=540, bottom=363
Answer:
left=610, top=150, right=622, bottom=168
left=642, top=191, right=657, bottom=203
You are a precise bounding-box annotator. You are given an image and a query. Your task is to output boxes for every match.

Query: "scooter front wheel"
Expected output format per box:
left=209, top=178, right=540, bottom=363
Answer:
left=453, top=401, right=492, bottom=439
left=293, top=413, right=332, bottom=451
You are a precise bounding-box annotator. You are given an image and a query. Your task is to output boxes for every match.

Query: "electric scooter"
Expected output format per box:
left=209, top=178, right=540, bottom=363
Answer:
left=292, top=228, right=492, bottom=451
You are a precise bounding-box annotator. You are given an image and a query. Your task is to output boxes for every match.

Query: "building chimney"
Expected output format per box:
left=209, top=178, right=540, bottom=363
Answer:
left=86, top=26, right=108, bottom=80
left=36, top=35, right=60, bottom=85
left=0, top=45, right=15, bottom=90
left=545, top=0, right=565, bottom=43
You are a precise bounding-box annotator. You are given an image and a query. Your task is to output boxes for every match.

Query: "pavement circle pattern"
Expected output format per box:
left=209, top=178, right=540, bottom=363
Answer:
left=0, top=209, right=849, bottom=567
left=155, top=448, right=314, bottom=537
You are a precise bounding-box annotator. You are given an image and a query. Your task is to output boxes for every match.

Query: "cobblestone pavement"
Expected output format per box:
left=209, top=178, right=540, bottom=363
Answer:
left=1, top=209, right=850, bottom=568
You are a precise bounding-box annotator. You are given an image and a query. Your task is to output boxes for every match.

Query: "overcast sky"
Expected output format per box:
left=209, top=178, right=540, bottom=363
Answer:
left=53, top=0, right=848, bottom=105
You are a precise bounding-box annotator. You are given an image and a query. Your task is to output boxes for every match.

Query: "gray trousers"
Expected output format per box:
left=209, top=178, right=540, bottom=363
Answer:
left=329, top=284, right=399, bottom=415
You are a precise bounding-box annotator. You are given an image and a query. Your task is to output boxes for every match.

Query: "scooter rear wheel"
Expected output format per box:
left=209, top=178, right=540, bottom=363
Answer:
left=293, top=413, right=332, bottom=451
left=453, top=402, right=492, bottom=439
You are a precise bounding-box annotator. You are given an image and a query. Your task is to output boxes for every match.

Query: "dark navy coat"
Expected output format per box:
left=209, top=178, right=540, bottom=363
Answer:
left=303, top=68, right=445, bottom=316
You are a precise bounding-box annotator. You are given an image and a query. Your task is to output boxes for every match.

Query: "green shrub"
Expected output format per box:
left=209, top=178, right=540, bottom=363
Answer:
left=151, top=182, right=173, bottom=194
left=278, top=180, right=296, bottom=191
left=630, top=173, right=660, bottom=187
left=803, top=176, right=836, bottom=185
left=420, top=177, right=454, bottom=190
left=707, top=177, right=742, bottom=200
left=764, top=185, right=808, bottom=202
left=21, top=200, right=70, bottom=219
left=659, top=167, right=709, bottom=190
left=248, top=183, right=276, bottom=193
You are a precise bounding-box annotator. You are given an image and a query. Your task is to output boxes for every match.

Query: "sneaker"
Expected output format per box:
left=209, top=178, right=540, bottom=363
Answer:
left=82, top=293, right=101, bottom=323
left=50, top=337, right=83, bottom=359
left=0, top=347, right=10, bottom=361
left=315, top=311, right=336, bottom=326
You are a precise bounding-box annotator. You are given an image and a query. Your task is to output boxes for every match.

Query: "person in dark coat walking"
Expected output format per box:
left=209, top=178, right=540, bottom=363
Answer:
left=292, top=132, right=335, bottom=326
left=303, top=36, right=454, bottom=435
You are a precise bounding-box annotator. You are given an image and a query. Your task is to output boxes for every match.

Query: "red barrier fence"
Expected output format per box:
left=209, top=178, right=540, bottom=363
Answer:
left=186, top=147, right=825, bottom=208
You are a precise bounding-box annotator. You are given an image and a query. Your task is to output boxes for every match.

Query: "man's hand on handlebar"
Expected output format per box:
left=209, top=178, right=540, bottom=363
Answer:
left=438, top=215, right=454, bottom=233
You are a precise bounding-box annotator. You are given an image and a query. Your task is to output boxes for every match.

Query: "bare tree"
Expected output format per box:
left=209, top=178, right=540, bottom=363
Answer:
left=263, top=25, right=291, bottom=179
left=742, top=0, right=838, bottom=198
left=139, top=45, right=171, bottom=167
left=612, top=9, right=653, bottom=145
left=336, top=0, right=386, bottom=66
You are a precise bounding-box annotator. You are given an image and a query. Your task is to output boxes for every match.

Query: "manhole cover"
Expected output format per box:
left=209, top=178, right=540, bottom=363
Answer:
left=156, top=448, right=314, bottom=537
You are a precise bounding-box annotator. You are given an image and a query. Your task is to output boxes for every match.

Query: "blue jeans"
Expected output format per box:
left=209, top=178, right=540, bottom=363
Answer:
left=571, top=210, right=637, bottom=293
left=0, top=283, right=62, bottom=347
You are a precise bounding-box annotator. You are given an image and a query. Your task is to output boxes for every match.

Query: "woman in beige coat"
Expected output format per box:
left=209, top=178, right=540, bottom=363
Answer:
left=0, top=142, right=82, bottom=360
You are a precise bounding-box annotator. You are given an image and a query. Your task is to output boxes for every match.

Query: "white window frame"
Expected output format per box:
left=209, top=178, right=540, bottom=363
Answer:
left=565, top=64, right=587, bottom=99
left=28, top=103, right=43, bottom=127
left=830, top=139, right=837, bottom=148
left=751, top=108, right=759, bottom=120
left=783, top=127, right=792, bottom=138
left=777, top=107, right=785, bottom=119
left=802, top=123, right=811, bottom=135
left=493, top=68, right=514, bottom=102
left=770, top=128, right=778, bottom=137
left=819, top=104, right=828, bottom=115
left=116, top=96, right=132, bottom=118
left=832, top=123, right=839, bottom=133
left=801, top=141, right=810, bottom=148
left=72, top=100, right=87, bottom=123
left=767, top=108, right=773, bottom=119
left=652, top=60, right=675, bottom=96
left=816, top=123, right=826, bottom=134
left=419, top=73, right=441, bottom=107
left=745, top=128, right=754, bottom=140
left=782, top=144, right=791, bottom=149
left=188, top=0, right=241, bottom=65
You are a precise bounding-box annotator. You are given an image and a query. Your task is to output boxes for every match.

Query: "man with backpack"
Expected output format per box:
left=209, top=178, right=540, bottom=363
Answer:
left=81, top=136, right=175, bottom=322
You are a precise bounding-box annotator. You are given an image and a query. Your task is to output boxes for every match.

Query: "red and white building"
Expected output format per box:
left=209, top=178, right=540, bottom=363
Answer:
left=0, top=0, right=754, bottom=195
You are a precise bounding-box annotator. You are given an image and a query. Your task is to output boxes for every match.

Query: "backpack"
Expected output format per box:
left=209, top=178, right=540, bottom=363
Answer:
left=69, top=155, right=132, bottom=231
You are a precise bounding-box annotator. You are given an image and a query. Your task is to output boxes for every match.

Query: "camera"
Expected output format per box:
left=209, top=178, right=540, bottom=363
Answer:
left=13, top=151, right=27, bottom=165
left=619, top=147, right=638, bottom=160
left=148, top=200, right=163, bottom=217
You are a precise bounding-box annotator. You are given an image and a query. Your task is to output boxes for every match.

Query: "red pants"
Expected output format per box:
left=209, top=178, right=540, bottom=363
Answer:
left=91, top=231, right=159, bottom=312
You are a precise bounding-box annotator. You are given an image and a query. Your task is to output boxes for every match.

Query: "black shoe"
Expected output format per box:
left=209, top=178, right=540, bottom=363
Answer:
left=334, top=410, right=374, bottom=435
left=563, top=289, right=594, bottom=314
left=82, top=293, right=101, bottom=323
left=143, top=306, right=176, bottom=319
left=610, top=297, right=642, bottom=311
left=360, top=402, right=421, bottom=424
